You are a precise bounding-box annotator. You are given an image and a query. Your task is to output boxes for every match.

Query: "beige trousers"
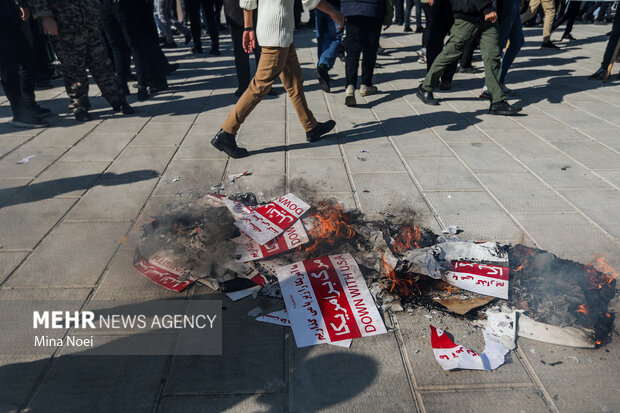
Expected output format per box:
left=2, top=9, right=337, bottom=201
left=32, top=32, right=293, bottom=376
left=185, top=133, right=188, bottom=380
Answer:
left=521, top=0, right=555, bottom=42
left=222, top=44, right=317, bottom=134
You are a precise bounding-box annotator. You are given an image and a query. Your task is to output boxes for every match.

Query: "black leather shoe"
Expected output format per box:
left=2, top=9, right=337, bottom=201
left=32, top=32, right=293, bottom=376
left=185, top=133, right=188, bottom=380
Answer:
left=588, top=67, right=605, bottom=80
left=211, top=129, right=248, bottom=158
left=137, top=87, right=149, bottom=101
left=489, top=101, right=522, bottom=116
left=209, top=48, right=221, bottom=56
left=149, top=80, right=169, bottom=94
left=112, top=99, right=135, bottom=115
left=306, top=120, right=336, bottom=142
left=416, top=87, right=439, bottom=105
left=33, top=104, right=52, bottom=117
left=541, top=41, right=560, bottom=49
left=313, top=64, right=330, bottom=93
left=191, top=46, right=204, bottom=54
left=74, top=108, right=91, bottom=122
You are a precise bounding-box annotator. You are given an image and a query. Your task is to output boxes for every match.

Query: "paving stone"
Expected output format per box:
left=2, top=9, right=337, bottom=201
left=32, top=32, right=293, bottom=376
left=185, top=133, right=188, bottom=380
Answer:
left=92, top=117, right=149, bottom=135
left=228, top=145, right=286, bottom=175
left=163, top=295, right=285, bottom=395
left=290, top=332, right=415, bottom=412
left=477, top=172, right=575, bottom=213
left=552, top=141, right=620, bottom=170
left=579, top=127, right=620, bottom=152
left=23, top=161, right=110, bottom=199
left=107, top=145, right=176, bottom=177
left=20, top=123, right=98, bottom=148
left=61, top=133, right=135, bottom=161
left=344, top=143, right=407, bottom=173
left=0, top=197, right=76, bottom=249
left=0, top=147, right=66, bottom=179
left=595, top=170, right=620, bottom=188
left=560, top=189, right=620, bottom=238
left=27, top=349, right=167, bottom=413
left=173, top=132, right=229, bottom=160
left=130, top=121, right=193, bottom=147
left=0, top=355, right=50, bottom=413
left=237, top=121, right=286, bottom=146
left=289, top=158, right=352, bottom=192
left=434, top=128, right=493, bottom=145
left=519, top=154, right=613, bottom=189
left=352, top=173, right=427, bottom=215
left=449, top=142, right=526, bottom=172
left=65, top=179, right=157, bottom=221
left=519, top=336, right=620, bottom=413
left=391, top=131, right=453, bottom=157
left=396, top=310, right=532, bottom=387
left=156, top=395, right=287, bottom=413
left=512, top=212, right=620, bottom=267
left=420, top=388, right=548, bottom=412
left=153, top=159, right=227, bottom=196
left=0, top=178, right=30, bottom=207
left=92, top=251, right=181, bottom=301
left=226, top=174, right=286, bottom=200
left=6, top=222, right=129, bottom=287
left=0, top=134, right=36, bottom=157
left=287, top=136, right=344, bottom=158
left=485, top=129, right=561, bottom=155
left=0, top=251, right=28, bottom=284
left=526, top=124, right=592, bottom=143
left=406, top=157, right=482, bottom=191
left=425, top=191, right=524, bottom=241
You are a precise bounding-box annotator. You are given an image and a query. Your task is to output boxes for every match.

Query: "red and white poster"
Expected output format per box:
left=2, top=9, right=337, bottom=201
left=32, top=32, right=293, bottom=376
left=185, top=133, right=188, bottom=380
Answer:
left=201, top=193, right=253, bottom=219
left=133, top=252, right=196, bottom=292
left=444, top=261, right=509, bottom=299
left=232, top=193, right=310, bottom=245
left=430, top=325, right=508, bottom=371
left=235, top=220, right=309, bottom=261
left=223, top=262, right=269, bottom=301
left=276, top=253, right=386, bottom=347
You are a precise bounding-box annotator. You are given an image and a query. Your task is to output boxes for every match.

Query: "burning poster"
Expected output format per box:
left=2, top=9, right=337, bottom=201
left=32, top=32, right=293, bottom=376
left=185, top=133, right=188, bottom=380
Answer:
left=276, top=253, right=386, bottom=347
left=430, top=325, right=508, bottom=371
left=235, top=220, right=309, bottom=261
left=201, top=193, right=253, bottom=219
left=231, top=193, right=310, bottom=245
left=444, top=261, right=509, bottom=299
left=133, top=251, right=196, bottom=292
left=221, top=262, right=269, bottom=301
left=256, top=310, right=353, bottom=348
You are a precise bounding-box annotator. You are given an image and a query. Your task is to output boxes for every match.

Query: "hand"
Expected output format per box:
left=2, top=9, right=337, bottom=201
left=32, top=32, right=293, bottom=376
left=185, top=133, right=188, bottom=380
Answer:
left=383, top=24, right=391, bottom=31
left=428, top=0, right=434, bottom=5
left=242, top=30, right=256, bottom=53
left=19, top=7, right=30, bottom=21
left=41, top=15, right=59, bottom=35
left=331, top=11, right=344, bottom=31
left=484, top=11, right=497, bottom=23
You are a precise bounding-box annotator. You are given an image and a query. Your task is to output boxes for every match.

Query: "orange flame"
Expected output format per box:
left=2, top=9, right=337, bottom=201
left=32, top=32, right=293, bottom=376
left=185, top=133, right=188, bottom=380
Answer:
left=305, top=201, right=355, bottom=253
left=585, top=255, right=618, bottom=290
left=592, top=255, right=618, bottom=283
left=393, top=225, right=421, bottom=254
left=382, top=255, right=420, bottom=296
left=576, top=304, right=588, bottom=315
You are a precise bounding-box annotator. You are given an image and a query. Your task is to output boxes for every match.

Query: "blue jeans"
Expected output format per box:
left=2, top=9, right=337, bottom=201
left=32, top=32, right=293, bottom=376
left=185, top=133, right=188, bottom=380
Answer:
left=498, top=0, right=524, bottom=84
left=316, top=9, right=342, bottom=70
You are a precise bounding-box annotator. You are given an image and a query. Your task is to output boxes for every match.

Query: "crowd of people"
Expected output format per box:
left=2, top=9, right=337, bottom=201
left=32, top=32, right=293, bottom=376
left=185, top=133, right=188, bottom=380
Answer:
left=0, top=0, right=618, bottom=153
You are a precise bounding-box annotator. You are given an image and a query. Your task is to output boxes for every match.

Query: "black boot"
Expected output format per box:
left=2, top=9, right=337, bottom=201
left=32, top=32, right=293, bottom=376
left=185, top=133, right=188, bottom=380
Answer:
left=112, top=98, right=135, bottom=115
left=489, top=101, right=522, bottom=116
left=588, top=66, right=605, bottom=80
left=10, top=99, right=48, bottom=128
left=137, top=86, right=149, bottom=101
left=306, top=120, right=336, bottom=142
left=73, top=107, right=91, bottom=122
left=211, top=129, right=248, bottom=158
left=313, top=64, right=330, bottom=93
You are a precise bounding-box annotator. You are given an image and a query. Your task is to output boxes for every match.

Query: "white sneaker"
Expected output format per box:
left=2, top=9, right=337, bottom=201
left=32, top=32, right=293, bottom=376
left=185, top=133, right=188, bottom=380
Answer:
left=360, top=84, right=378, bottom=96
left=345, top=85, right=356, bottom=106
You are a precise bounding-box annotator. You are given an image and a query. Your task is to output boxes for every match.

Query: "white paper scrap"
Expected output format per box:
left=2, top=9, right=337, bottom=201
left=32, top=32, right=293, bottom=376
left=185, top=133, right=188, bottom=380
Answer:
left=17, top=155, right=36, bottom=164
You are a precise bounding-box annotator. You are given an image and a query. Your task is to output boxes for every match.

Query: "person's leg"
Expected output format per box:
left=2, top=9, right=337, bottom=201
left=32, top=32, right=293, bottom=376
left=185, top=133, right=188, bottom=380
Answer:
left=394, top=0, right=404, bottom=24
left=478, top=22, right=505, bottom=104
left=0, top=17, right=23, bottom=106
left=541, top=0, right=555, bottom=42
left=186, top=0, right=202, bottom=49
left=422, top=19, right=477, bottom=91
left=360, top=17, right=382, bottom=87
left=404, top=0, right=413, bottom=29
left=16, top=20, right=37, bottom=104
left=426, top=0, right=458, bottom=81
left=100, top=0, right=130, bottom=91
left=415, top=0, right=423, bottom=30
left=421, top=3, right=431, bottom=45
left=499, top=1, right=524, bottom=84
left=459, top=36, right=477, bottom=68
left=227, top=18, right=251, bottom=91
left=562, top=1, right=580, bottom=37
left=316, top=9, right=327, bottom=62
left=345, top=16, right=364, bottom=88
left=601, top=10, right=620, bottom=67
left=201, top=0, right=220, bottom=53
left=521, top=0, right=542, bottom=24
left=118, top=1, right=149, bottom=89
left=157, top=0, right=174, bottom=43
left=317, top=10, right=340, bottom=70
left=222, top=47, right=287, bottom=134
left=280, top=44, right=318, bottom=131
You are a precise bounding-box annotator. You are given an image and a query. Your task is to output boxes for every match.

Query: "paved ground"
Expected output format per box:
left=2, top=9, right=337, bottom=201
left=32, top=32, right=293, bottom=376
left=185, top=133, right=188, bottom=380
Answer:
left=1, top=18, right=619, bottom=413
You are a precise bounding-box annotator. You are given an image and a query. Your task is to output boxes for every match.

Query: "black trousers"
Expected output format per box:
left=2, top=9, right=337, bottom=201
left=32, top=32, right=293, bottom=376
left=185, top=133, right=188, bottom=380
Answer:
left=552, top=0, right=581, bottom=37
left=394, top=0, right=404, bottom=23
left=227, top=17, right=261, bottom=90
left=0, top=16, right=36, bottom=106
left=345, top=15, right=382, bottom=87
left=426, top=0, right=457, bottom=82
left=139, top=0, right=169, bottom=81
left=186, top=0, right=219, bottom=51
left=602, top=9, right=620, bottom=67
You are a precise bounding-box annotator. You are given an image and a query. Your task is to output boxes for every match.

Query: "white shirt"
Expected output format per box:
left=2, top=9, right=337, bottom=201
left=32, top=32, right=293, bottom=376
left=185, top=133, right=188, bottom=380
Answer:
left=240, top=0, right=321, bottom=47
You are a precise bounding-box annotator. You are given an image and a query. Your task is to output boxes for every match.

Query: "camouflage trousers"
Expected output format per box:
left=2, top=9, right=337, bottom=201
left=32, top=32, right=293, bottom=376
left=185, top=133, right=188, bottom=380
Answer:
left=49, top=0, right=122, bottom=110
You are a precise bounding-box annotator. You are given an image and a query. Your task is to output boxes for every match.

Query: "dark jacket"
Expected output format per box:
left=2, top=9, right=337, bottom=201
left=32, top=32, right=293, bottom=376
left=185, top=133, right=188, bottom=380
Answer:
left=451, top=0, right=495, bottom=23
left=341, top=0, right=393, bottom=24
left=0, top=0, right=20, bottom=21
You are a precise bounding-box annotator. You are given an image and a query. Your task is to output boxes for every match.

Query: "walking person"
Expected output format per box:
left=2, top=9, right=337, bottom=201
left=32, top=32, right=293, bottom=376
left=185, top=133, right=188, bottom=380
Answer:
left=313, top=0, right=343, bottom=93
left=0, top=0, right=50, bottom=128
left=157, top=0, right=191, bottom=48
left=186, top=0, right=220, bottom=54
left=520, top=0, right=557, bottom=48
left=416, top=0, right=521, bottom=115
left=29, top=0, right=134, bottom=121
left=342, top=0, right=394, bottom=106
left=589, top=9, right=620, bottom=80
left=424, top=0, right=458, bottom=89
left=552, top=0, right=582, bottom=41
left=211, top=0, right=344, bottom=158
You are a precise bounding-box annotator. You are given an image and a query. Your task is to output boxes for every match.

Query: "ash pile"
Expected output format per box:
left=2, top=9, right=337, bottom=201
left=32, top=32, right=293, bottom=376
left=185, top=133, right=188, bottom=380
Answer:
left=133, top=191, right=618, bottom=359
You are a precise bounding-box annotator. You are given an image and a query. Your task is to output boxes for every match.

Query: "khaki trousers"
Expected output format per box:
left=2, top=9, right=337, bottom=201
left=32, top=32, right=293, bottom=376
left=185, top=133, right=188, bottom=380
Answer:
left=521, top=0, right=555, bottom=42
left=222, top=44, right=317, bottom=134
